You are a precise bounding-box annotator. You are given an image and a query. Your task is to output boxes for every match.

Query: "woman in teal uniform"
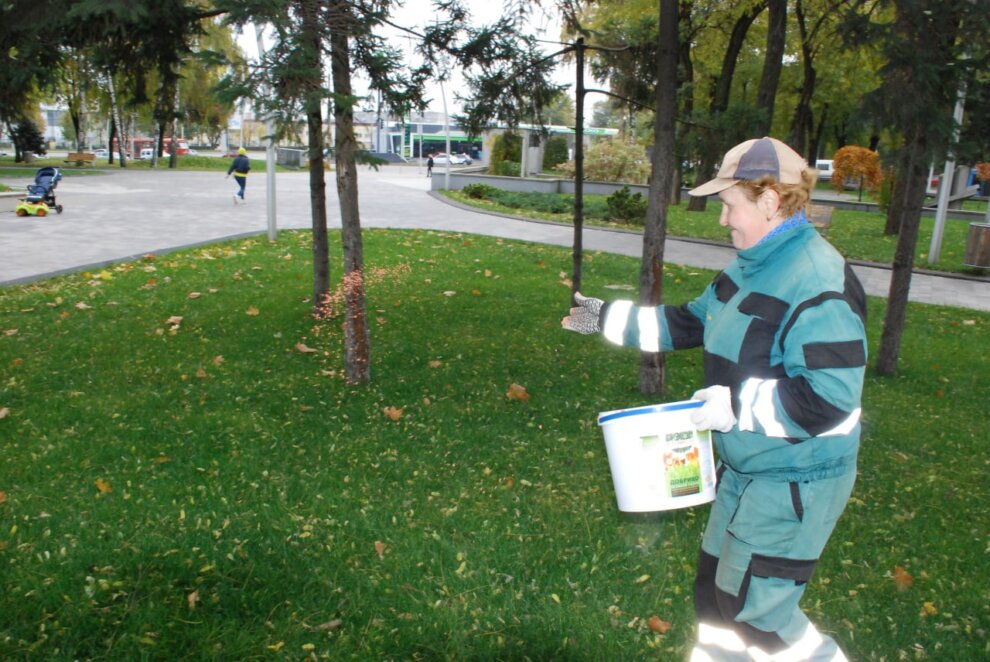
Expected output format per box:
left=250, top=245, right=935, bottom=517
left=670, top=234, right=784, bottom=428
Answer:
left=563, top=137, right=866, bottom=661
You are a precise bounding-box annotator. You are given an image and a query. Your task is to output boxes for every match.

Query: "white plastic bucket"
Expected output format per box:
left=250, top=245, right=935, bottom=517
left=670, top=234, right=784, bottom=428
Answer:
left=597, top=400, right=717, bottom=513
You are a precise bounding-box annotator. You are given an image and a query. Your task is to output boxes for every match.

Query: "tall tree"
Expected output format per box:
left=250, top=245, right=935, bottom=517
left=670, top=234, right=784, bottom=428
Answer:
left=754, top=0, right=786, bottom=135
left=687, top=1, right=767, bottom=212
left=638, top=0, right=680, bottom=395
left=856, top=0, right=989, bottom=375
left=329, top=1, right=371, bottom=383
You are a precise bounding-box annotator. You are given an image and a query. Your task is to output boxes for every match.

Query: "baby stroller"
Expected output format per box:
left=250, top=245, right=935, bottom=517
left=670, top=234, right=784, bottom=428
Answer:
left=16, top=166, right=63, bottom=217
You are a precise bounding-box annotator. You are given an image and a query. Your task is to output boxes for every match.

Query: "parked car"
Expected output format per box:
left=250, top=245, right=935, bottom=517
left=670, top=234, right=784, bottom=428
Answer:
left=432, top=153, right=472, bottom=166
left=93, top=148, right=108, bottom=158
left=138, top=148, right=155, bottom=160
left=815, top=159, right=834, bottom=181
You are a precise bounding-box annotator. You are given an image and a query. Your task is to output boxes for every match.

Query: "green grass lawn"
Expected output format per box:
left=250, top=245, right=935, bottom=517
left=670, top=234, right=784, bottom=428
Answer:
left=1, top=230, right=988, bottom=659
left=443, top=189, right=989, bottom=276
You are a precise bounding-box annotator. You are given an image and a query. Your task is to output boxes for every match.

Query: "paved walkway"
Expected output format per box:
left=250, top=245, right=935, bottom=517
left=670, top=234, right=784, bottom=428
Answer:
left=1, top=165, right=989, bottom=312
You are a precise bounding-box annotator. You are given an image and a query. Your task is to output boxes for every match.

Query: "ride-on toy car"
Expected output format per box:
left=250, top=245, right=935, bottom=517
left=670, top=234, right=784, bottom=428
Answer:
left=15, top=166, right=63, bottom=217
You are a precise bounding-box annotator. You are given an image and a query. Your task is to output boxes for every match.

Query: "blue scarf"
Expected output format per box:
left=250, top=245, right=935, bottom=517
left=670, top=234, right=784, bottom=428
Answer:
left=758, top=209, right=809, bottom=246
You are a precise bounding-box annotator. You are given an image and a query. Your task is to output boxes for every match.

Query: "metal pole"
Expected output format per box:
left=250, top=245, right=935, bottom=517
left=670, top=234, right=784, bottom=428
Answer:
left=572, top=38, right=585, bottom=300
left=255, top=24, right=277, bottom=241
left=929, top=81, right=966, bottom=264
left=440, top=79, right=451, bottom=190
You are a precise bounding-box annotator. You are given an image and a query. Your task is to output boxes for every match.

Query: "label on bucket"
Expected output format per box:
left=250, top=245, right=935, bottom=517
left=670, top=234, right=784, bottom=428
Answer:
left=598, top=400, right=717, bottom=513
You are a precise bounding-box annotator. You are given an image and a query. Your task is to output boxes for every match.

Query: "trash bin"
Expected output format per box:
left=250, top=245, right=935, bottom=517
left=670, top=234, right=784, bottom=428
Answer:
left=963, top=223, right=990, bottom=269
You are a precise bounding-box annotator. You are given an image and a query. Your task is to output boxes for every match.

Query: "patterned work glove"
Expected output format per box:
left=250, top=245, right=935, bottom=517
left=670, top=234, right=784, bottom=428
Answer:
left=690, top=385, right=736, bottom=433
left=561, top=292, right=606, bottom=335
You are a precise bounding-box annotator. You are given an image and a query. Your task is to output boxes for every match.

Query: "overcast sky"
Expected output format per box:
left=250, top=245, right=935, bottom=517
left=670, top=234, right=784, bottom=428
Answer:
left=241, top=1, right=581, bottom=119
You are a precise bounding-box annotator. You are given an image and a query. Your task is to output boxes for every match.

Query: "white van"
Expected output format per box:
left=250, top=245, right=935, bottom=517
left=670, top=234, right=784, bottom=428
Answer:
left=815, top=160, right=834, bottom=181
left=139, top=147, right=155, bottom=160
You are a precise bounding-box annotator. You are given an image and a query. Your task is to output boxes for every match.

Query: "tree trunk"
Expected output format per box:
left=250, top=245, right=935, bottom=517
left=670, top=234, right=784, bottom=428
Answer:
left=301, top=0, right=330, bottom=305
left=876, top=128, right=928, bottom=376
left=884, top=166, right=905, bottom=236
left=788, top=0, right=816, bottom=157
left=107, top=73, right=127, bottom=168
left=169, top=82, right=179, bottom=169
left=687, top=1, right=765, bottom=213
left=330, top=2, right=370, bottom=384
left=108, top=120, right=116, bottom=165
left=638, top=0, right=680, bottom=396
left=756, top=0, right=787, bottom=135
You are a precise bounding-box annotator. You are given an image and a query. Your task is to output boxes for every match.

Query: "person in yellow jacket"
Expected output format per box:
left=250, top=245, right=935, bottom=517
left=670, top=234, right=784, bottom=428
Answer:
left=226, top=147, right=251, bottom=204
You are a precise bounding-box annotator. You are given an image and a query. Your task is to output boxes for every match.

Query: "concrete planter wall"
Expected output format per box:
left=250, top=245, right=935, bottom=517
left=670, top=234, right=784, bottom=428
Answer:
left=430, top=169, right=649, bottom=198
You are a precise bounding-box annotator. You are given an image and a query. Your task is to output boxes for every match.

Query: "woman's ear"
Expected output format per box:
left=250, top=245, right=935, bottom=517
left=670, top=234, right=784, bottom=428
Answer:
left=760, top=188, right=782, bottom=220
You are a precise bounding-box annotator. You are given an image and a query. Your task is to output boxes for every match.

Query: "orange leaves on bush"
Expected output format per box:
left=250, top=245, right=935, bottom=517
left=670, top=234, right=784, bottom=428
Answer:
left=95, top=478, right=112, bottom=494
left=647, top=615, right=672, bottom=634
left=383, top=406, right=404, bottom=421
left=506, top=383, right=530, bottom=402
left=975, top=162, right=990, bottom=183
left=892, top=565, right=914, bottom=591
left=831, top=146, right=883, bottom=192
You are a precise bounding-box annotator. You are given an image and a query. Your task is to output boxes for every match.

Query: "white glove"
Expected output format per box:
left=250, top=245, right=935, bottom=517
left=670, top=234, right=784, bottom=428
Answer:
left=690, top=385, right=736, bottom=433
left=561, top=292, right=606, bottom=335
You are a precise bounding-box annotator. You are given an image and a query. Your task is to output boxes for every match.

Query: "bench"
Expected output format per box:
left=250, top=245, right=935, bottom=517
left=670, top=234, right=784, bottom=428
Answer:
left=65, top=152, right=96, bottom=166
left=808, top=203, right=834, bottom=232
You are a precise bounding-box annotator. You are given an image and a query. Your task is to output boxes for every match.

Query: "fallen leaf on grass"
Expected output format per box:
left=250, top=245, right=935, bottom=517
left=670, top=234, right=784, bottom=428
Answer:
left=0, top=407, right=9, bottom=420
left=165, top=315, right=183, bottom=326
left=212, top=355, right=225, bottom=366
left=0, top=491, right=7, bottom=505
left=311, top=619, right=343, bottom=632
left=246, top=306, right=260, bottom=316
left=95, top=478, right=112, bottom=494
left=267, top=641, right=285, bottom=652
left=296, top=342, right=318, bottom=354
left=75, top=302, right=91, bottom=310
left=187, top=291, right=202, bottom=299
left=375, top=540, right=386, bottom=558
left=506, top=383, right=530, bottom=402
left=921, top=601, right=937, bottom=616
left=383, top=406, right=403, bottom=421
left=187, top=590, right=199, bottom=610
left=3, top=328, right=17, bottom=336
left=647, top=615, right=672, bottom=634
left=892, top=565, right=914, bottom=591
left=195, top=368, right=207, bottom=379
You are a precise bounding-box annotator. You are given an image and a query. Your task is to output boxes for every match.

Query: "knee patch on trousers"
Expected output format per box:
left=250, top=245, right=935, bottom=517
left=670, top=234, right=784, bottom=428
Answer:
left=699, top=550, right=819, bottom=654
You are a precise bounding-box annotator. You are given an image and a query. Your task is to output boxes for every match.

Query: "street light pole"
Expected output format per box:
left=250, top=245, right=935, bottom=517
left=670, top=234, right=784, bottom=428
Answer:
left=255, top=24, right=278, bottom=242
left=572, top=37, right=585, bottom=301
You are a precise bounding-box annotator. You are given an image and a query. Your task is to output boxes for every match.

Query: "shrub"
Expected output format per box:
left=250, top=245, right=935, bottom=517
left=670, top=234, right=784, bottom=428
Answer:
left=553, top=139, right=650, bottom=184
left=488, top=133, right=522, bottom=176
left=461, top=183, right=499, bottom=200
left=543, top=136, right=569, bottom=170
left=606, top=186, right=648, bottom=223
left=493, top=160, right=521, bottom=177
left=11, top=119, right=47, bottom=159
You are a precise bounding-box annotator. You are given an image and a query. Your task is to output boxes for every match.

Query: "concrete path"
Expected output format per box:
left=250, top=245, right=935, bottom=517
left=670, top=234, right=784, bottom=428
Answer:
left=1, top=165, right=989, bottom=312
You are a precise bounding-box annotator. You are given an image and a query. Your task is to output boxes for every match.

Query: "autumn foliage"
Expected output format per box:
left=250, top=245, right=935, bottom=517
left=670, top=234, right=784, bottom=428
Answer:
left=974, top=162, right=990, bottom=183
left=831, top=145, right=883, bottom=192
